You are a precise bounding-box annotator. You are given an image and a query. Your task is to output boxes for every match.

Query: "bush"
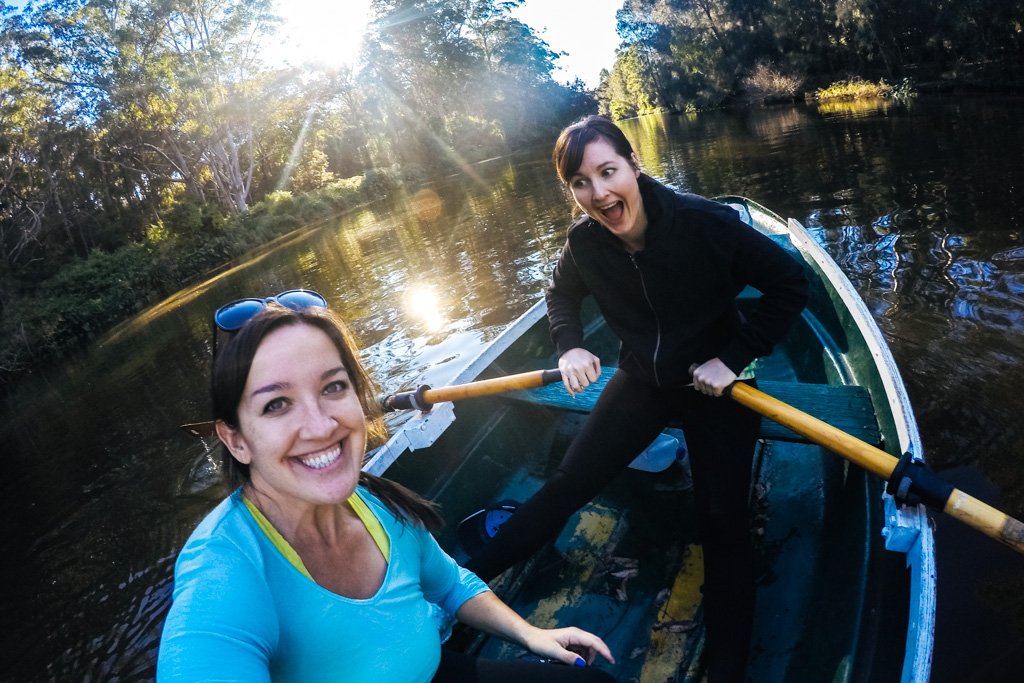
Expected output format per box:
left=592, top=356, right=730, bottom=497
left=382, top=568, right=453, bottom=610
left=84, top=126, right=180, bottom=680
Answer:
left=444, top=113, right=505, bottom=158
left=891, top=78, right=919, bottom=101
left=743, top=64, right=804, bottom=99
left=17, top=244, right=163, bottom=354
left=814, top=78, right=894, bottom=101
left=361, top=168, right=401, bottom=199
left=609, top=100, right=635, bottom=121
left=148, top=199, right=228, bottom=243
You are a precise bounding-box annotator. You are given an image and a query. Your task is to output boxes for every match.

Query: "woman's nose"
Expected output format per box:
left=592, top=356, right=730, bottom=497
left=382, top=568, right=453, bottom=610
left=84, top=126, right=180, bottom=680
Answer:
left=298, top=402, right=336, bottom=438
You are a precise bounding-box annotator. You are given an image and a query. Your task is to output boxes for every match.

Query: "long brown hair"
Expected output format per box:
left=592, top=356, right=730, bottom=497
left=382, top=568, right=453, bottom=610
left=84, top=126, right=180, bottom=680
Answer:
left=211, top=303, right=442, bottom=530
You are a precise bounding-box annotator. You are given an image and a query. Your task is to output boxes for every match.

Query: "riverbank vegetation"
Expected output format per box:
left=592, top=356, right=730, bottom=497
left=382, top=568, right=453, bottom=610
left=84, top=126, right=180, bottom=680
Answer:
left=2, top=0, right=1022, bottom=386
left=600, top=0, right=1024, bottom=116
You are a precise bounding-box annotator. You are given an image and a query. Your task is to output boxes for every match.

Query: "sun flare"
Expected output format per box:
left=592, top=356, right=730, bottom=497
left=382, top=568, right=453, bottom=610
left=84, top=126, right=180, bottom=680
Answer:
left=405, top=286, right=446, bottom=333
left=265, top=0, right=374, bottom=68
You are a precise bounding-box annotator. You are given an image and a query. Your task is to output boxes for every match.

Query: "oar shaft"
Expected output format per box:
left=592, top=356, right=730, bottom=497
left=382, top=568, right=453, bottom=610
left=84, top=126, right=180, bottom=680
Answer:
left=728, top=382, right=896, bottom=478
left=423, top=369, right=561, bottom=403
left=728, top=382, right=1024, bottom=556
left=382, top=368, right=562, bottom=412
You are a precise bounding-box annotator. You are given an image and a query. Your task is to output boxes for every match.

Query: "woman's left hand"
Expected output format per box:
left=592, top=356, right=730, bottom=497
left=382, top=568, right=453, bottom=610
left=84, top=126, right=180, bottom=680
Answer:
left=455, top=592, right=614, bottom=667
left=690, top=358, right=737, bottom=397
left=521, top=625, right=616, bottom=668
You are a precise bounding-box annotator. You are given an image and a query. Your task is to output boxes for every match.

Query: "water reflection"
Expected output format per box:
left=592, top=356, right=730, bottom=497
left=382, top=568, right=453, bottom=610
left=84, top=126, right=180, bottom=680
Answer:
left=2, top=95, right=1024, bottom=680
left=816, top=97, right=895, bottom=118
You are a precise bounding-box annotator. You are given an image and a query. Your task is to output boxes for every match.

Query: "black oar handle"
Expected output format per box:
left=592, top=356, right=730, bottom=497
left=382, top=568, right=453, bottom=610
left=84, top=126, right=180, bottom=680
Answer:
left=381, top=384, right=434, bottom=412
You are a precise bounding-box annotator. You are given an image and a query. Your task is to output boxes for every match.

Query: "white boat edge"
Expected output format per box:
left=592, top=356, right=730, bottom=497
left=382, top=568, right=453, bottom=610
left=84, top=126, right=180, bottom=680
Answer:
left=782, top=214, right=935, bottom=683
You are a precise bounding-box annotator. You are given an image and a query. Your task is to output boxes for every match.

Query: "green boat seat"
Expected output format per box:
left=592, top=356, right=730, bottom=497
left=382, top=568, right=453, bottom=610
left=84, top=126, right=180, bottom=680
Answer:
left=507, top=367, right=881, bottom=446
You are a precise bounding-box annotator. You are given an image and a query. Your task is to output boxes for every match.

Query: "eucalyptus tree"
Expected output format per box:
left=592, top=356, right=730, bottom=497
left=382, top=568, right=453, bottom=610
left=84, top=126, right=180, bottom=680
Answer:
left=0, top=1, right=110, bottom=271
left=361, top=0, right=480, bottom=167
left=139, top=0, right=280, bottom=213
left=608, top=0, right=738, bottom=112
left=462, top=0, right=569, bottom=145
left=0, top=9, right=48, bottom=273
left=15, top=0, right=282, bottom=218
left=361, top=0, right=589, bottom=168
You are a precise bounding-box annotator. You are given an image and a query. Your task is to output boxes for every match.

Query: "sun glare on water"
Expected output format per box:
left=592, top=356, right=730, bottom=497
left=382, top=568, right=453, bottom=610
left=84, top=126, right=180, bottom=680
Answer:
left=265, top=0, right=374, bottom=68
left=405, top=286, right=447, bottom=333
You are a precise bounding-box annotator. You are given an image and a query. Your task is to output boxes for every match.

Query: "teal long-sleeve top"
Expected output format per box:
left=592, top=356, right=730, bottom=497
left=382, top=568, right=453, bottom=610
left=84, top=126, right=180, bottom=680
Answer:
left=157, top=486, right=489, bottom=682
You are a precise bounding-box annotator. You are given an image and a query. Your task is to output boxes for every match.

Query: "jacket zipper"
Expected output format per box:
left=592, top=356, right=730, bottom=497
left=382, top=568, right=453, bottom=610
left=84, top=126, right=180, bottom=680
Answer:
left=630, top=253, right=662, bottom=386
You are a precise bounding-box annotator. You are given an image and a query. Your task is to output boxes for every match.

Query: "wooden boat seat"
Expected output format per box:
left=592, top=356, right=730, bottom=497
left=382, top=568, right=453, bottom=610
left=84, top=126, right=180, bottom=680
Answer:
left=507, top=367, right=881, bottom=445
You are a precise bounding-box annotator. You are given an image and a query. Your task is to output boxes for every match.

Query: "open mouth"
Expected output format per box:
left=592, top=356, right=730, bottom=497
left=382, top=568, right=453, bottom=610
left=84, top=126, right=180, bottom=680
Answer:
left=599, top=201, right=624, bottom=223
left=298, top=443, right=343, bottom=470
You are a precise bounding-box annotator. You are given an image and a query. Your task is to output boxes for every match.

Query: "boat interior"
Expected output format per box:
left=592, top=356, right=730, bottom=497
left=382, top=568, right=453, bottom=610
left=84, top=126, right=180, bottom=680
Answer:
left=384, top=288, right=912, bottom=682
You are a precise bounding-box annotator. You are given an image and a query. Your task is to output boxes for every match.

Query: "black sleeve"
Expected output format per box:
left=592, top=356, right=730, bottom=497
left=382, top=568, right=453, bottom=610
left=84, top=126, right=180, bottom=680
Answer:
left=717, top=220, right=810, bottom=374
left=544, top=236, right=590, bottom=358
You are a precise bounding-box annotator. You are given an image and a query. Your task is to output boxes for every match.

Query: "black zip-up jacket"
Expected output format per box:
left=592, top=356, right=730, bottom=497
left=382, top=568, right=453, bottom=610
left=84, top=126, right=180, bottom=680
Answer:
left=546, top=175, right=809, bottom=387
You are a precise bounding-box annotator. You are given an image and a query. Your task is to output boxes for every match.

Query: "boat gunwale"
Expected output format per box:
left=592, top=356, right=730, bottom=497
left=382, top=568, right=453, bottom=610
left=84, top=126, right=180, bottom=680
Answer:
left=365, top=299, right=549, bottom=476
left=719, top=195, right=935, bottom=683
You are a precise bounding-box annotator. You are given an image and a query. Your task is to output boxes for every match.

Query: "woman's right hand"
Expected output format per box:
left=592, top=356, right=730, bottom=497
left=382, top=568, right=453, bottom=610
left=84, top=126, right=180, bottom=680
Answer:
left=521, top=624, right=616, bottom=668
left=558, top=348, right=601, bottom=397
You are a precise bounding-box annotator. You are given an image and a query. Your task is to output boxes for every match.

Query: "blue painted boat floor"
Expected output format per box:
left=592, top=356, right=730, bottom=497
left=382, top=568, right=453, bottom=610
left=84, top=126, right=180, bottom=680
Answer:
left=425, top=407, right=875, bottom=681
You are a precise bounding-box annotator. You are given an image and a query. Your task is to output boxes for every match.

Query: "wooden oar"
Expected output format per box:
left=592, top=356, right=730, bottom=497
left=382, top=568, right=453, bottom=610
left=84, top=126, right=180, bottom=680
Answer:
left=726, top=380, right=1024, bottom=556
left=381, top=368, right=563, bottom=412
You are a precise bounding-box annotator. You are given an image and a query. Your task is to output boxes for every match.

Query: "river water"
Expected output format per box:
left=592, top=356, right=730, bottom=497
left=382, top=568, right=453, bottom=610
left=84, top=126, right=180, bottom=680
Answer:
left=2, top=95, right=1022, bottom=681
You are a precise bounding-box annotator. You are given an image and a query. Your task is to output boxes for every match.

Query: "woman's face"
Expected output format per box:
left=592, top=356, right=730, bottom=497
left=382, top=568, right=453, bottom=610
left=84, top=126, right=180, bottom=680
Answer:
left=217, top=323, right=367, bottom=510
left=567, top=136, right=646, bottom=249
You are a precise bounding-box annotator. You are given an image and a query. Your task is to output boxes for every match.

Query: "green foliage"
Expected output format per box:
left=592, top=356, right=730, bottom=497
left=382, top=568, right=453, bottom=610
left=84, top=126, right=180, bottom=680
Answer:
left=361, top=168, right=401, bottom=199
left=21, top=245, right=165, bottom=355
left=444, top=114, right=506, bottom=158
left=0, top=166, right=396, bottom=380
left=360, top=0, right=586, bottom=168
left=290, top=148, right=337, bottom=193
left=264, top=190, right=295, bottom=206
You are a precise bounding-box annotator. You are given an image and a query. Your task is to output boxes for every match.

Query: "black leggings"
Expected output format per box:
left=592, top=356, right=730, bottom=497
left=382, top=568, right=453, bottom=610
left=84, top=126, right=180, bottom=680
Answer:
left=433, top=650, right=616, bottom=682
left=465, top=369, right=761, bottom=683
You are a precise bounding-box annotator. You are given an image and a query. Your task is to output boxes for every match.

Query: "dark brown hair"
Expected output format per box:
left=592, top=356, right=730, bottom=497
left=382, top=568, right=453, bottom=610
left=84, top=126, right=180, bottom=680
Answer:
left=212, top=303, right=442, bottom=530
left=552, top=115, right=639, bottom=185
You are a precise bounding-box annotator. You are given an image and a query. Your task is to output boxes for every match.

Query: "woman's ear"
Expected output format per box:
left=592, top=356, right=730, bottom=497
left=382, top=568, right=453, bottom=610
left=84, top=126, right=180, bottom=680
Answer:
left=631, top=152, right=641, bottom=176
left=215, top=420, right=251, bottom=465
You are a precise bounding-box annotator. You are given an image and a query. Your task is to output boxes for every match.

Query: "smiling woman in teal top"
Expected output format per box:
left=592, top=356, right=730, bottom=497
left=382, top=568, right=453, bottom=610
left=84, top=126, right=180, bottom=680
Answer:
left=157, top=292, right=615, bottom=682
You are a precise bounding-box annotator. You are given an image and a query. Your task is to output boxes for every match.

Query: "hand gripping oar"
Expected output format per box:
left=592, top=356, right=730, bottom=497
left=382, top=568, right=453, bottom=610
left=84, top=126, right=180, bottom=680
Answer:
left=381, top=368, right=563, bottom=412
left=724, top=380, right=1024, bottom=555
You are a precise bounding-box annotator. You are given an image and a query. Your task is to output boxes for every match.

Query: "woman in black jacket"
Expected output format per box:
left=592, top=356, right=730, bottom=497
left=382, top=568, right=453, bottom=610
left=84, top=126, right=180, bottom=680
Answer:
left=466, top=116, right=809, bottom=683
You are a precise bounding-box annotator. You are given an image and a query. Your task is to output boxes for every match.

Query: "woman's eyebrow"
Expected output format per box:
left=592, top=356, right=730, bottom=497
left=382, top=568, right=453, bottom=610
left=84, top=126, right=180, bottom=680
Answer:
left=249, top=367, right=346, bottom=397
left=251, top=382, right=288, bottom=397
left=322, top=366, right=347, bottom=381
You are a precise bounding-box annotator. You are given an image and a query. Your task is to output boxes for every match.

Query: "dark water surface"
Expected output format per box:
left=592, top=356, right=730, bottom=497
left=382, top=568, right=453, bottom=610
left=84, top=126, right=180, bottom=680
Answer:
left=2, top=95, right=1023, bottom=681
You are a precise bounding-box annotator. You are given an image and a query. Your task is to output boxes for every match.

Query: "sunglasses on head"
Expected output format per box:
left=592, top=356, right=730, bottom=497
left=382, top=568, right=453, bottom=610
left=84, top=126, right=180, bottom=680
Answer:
left=213, top=289, right=328, bottom=332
